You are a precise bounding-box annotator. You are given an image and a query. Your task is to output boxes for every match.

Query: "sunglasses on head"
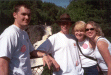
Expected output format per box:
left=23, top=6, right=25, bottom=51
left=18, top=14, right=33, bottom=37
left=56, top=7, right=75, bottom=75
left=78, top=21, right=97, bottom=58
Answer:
left=85, top=28, right=94, bottom=31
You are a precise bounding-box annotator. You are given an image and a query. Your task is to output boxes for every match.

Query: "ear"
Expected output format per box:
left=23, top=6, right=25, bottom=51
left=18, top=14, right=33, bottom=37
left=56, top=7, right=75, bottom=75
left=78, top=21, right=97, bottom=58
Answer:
left=13, top=12, right=17, bottom=19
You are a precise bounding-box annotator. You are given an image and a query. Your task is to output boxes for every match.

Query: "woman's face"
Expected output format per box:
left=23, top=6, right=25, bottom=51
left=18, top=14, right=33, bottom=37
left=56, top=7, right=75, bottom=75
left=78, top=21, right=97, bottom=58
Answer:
left=85, top=24, right=96, bottom=39
left=74, top=30, right=85, bottom=42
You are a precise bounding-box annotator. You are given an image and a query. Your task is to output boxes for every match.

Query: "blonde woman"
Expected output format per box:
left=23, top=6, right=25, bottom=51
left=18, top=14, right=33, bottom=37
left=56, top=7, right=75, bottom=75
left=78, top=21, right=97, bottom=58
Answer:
left=72, top=21, right=98, bottom=75
left=85, top=21, right=111, bottom=75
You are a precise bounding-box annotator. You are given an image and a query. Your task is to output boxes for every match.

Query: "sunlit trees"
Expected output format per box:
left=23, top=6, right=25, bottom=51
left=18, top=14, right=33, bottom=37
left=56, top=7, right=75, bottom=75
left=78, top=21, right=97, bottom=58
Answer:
left=67, top=0, right=111, bottom=37
left=0, top=0, right=110, bottom=37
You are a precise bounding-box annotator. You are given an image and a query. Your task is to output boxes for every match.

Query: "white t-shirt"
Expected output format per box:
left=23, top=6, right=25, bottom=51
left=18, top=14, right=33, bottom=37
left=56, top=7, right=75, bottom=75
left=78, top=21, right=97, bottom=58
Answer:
left=37, top=32, right=84, bottom=75
left=78, top=38, right=97, bottom=67
left=95, top=37, right=111, bottom=71
left=0, top=25, right=34, bottom=75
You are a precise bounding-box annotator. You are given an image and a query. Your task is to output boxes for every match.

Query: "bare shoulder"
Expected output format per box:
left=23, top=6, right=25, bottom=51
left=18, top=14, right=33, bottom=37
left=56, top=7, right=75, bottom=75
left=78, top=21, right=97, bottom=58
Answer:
left=97, top=39, right=108, bottom=47
left=97, top=39, right=108, bottom=52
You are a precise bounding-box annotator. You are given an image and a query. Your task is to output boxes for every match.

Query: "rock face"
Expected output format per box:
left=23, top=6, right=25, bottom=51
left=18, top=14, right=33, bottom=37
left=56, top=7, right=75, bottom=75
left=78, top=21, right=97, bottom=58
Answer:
left=25, top=25, right=52, bottom=75
left=25, top=25, right=46, bottom=44
left=33, top=26, right=52, bottom=49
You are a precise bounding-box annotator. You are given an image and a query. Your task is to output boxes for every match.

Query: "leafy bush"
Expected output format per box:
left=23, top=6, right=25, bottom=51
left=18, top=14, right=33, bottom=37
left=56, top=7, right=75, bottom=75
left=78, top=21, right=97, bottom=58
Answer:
left=41, top=64, right=53, bottom=75
left=106, top=37, right=111, bottom=42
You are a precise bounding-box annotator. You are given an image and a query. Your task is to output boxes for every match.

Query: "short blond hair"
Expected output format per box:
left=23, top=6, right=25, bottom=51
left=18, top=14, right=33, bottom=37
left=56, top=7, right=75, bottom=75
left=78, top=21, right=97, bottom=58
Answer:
left=72, top=21, right=86, bottom=34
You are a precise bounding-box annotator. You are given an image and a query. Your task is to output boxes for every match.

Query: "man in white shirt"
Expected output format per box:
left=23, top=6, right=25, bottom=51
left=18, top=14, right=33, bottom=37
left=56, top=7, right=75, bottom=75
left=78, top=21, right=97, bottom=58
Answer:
left=37, top=13, right=84, bottom=75
left=0, top=3, right=59, bottom=75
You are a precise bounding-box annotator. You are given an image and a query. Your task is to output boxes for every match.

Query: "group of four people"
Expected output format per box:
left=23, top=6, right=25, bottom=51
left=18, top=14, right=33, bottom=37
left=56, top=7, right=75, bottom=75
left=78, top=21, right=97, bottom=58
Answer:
left=0, top=3, right=111, bottom=75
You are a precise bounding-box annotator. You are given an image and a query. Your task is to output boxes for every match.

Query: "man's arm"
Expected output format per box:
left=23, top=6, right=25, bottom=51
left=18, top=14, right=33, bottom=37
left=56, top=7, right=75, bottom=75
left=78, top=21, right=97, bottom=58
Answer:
left=0, top=57, right=10, bottom=75
left=30, top=50, right=53, bottom=69
left=30, top=50, right=60, bottom=71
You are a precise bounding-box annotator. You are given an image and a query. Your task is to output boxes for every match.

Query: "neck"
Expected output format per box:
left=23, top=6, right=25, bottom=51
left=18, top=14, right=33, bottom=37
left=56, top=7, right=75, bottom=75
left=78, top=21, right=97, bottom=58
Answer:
left=14, top=22, right=26, bottom=30
left=78, top=37, right=85, bottom=42
left=60, top=31, right=69, bottom=34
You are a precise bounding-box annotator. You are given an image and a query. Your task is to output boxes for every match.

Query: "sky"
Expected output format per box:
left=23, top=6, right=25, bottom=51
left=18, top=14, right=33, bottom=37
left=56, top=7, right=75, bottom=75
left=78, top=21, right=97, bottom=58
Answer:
left=42, top=0, right=70, bottom=8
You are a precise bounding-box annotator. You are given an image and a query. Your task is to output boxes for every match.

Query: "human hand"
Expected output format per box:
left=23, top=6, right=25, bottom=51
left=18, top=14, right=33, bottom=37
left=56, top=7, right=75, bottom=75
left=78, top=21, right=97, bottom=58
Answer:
left=42, top=54, right=60, bottom=71
left=52, top=60, right=60, bottom=72
left=48, top=55, right=60, bottom=72
left=42, top=55, right=53, bottom=70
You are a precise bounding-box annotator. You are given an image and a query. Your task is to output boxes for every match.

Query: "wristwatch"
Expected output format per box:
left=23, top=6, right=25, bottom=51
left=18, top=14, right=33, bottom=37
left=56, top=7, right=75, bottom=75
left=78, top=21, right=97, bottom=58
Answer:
left=42, top=53, right=48, bottom=57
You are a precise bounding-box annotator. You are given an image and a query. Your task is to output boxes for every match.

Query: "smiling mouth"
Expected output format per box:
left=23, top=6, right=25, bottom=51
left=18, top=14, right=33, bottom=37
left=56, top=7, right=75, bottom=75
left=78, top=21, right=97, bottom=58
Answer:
left=63, top=27, right=67, bottom=30
left=87, top=33, right=92, bottom=36
left=24, top=21, right=29, bottom=23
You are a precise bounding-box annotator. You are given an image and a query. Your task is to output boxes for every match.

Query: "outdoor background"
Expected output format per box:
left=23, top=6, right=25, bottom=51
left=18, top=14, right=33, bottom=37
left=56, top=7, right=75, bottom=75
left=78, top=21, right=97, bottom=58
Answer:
left=0, top=0, right=111, bottom=74
left=0, top=0, right=111, bottom=41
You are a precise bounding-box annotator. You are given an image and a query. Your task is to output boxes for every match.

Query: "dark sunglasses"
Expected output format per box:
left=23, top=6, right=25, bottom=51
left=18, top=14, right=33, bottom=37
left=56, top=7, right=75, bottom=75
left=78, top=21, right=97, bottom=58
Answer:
left=60, top=22, right=72, bottom=25
left=85, top=28, right=94, bottom=31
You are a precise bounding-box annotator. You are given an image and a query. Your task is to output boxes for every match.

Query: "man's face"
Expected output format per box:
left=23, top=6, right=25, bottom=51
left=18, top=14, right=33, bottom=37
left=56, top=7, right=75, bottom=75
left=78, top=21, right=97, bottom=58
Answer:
left=13, top=6, right=31, bottom=29
left=59, top=22, right=72, bottom=34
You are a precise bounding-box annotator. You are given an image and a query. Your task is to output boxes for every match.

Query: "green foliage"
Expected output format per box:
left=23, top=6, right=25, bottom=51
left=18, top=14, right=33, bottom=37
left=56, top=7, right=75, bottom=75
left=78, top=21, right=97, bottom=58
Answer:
left=0, top=0, right=110, bottom=36
left=106, top=37, right=111, bottom=42
left=0, top=0, right=111, bottom=74
left=66, top=0, right=89, bottom=22
left=0, top=0, right=65, bottom=34
left=51, top=23, right=61, bottom=34
left=41, top=64, right=53, bottom=75
left=66, top=0, right=111, bottom=37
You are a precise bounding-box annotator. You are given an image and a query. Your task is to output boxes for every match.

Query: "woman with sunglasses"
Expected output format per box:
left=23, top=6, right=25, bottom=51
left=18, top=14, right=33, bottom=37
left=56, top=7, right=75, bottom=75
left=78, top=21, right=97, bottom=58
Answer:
left=72, top=21, right=98, bottom=75
left=85, top=21, right=111, bottom=75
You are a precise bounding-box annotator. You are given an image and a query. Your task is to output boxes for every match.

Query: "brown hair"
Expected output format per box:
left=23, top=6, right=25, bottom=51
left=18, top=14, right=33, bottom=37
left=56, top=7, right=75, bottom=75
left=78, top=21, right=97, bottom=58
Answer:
left=14, top=2, right=30, bottom=13
left=86, top=21, right=104, bottom=36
